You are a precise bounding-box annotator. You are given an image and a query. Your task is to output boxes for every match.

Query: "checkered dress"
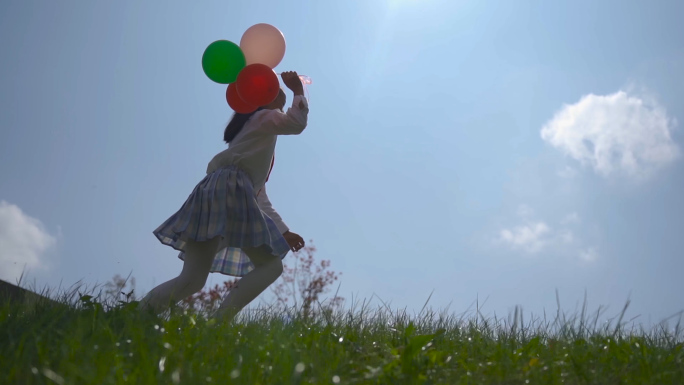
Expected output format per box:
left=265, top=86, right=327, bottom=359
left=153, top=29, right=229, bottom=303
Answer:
left=153, top=165, right=290, bottom=277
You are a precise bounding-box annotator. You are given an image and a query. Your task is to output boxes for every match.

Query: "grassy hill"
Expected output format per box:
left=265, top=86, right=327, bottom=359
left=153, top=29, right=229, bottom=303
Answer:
left=1, top=284, right=682, bottom=384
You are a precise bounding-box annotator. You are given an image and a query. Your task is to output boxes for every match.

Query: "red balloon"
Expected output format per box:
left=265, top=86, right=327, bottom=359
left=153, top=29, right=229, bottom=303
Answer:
left=226, top=83, right=258, bottom=113
left=235, top=64, right=280, bottom=107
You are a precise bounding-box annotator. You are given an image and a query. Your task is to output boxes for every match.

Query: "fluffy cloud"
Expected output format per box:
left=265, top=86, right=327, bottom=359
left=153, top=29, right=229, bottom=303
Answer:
left=540, top=90, right=680, bottom=180
left=498, top=221, right=551, bottom=254
left=0, top=201, right=57, bottom=283
left=561, top=212, right=581, bottom=225
left=516, top=204, right=535, bottom=219
left=579, top=247, right=599, bottom=262
left=558, top=229, right=575, bottom=244
left=556, top=166, right=578, bottom=179
left=496, top=208, right=596, bottom=261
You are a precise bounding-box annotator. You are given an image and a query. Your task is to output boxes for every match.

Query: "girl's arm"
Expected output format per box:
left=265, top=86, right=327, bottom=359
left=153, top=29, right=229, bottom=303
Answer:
left=258, top=72, right=309, bottom=135
left=256, top=185, right=290, bottom=234
left=258, top=95, right=309, bottom=136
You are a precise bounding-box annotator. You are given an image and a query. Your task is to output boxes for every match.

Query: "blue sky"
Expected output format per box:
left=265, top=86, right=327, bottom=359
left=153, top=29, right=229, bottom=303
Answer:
left=1, top=0, right=683, bottom=327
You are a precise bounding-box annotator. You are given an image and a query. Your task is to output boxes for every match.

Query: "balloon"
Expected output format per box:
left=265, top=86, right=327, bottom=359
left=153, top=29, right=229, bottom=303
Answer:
left=240, top=23, right=286, bottom=68
left=226, top=83, right=258, bottom=113
left=202, top=40, right=245, bottom=84
left=236, top=64, right=280, bottom=107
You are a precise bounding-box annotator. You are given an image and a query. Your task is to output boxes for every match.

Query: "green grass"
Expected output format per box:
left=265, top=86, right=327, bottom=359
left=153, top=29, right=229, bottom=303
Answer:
left=1, top=287, right=683, bottom=385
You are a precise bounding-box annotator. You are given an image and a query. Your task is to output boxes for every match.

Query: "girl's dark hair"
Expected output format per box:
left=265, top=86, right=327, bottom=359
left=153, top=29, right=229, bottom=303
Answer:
left=224, top=107, right=264, bottom=144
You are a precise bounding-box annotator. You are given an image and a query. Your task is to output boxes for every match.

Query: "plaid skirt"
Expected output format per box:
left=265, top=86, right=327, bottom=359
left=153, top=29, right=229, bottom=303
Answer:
left=153, top=165, right=290, bottom=277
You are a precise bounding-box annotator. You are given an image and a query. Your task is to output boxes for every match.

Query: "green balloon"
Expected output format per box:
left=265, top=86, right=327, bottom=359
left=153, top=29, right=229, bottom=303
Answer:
left=202, top=40, right=246, bottom=84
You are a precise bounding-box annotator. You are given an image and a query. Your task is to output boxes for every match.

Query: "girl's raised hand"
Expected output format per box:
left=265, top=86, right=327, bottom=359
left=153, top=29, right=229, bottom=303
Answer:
left=281, top=71, right=304, bottom=96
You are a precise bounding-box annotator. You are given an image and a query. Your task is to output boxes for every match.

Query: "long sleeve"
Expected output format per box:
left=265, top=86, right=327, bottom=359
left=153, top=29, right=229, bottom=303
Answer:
left=256, top=185, right=289, bottom=234
left=257, top=95, right=309, bottom=136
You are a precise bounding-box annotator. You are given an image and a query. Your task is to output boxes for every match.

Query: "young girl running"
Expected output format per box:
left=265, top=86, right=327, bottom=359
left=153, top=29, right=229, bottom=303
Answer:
left=140, top=71, right=309, bottom=321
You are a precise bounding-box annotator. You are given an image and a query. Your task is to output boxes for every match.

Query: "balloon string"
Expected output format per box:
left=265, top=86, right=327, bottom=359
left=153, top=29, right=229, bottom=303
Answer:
left=300, top=75, right=311, bottom=101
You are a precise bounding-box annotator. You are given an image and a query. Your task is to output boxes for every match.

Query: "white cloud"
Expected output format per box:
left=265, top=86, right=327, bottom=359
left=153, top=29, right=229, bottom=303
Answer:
left=557, top=165, right=578, bottom=179
left=579, top=247, right=599, bottom=262
left=496, top=207, right=597, bottom=262
left=516, top=204, right=534, bottom=218
left=498, top=221, right=551, bottom=254
left=558, top=229, right=575, bottom=244
left=561, top=212, right=581, bottom=225
left=540, top=90, right=680, bottom=180
left=0, top=201, right=57, bottom=283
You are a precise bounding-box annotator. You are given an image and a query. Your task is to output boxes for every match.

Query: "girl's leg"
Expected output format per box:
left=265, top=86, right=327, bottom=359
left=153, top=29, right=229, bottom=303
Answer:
left=215, top=245, right=284, bottom=322
left=139, top=237, right=220, bottom=313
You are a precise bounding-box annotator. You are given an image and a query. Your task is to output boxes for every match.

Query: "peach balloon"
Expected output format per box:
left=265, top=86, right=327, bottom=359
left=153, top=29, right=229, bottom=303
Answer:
left=240, top=23, right=286, bottom=69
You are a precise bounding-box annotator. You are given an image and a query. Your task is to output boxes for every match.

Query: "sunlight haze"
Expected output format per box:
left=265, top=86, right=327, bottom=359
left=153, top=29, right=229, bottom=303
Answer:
left=1, top=0, right=683, bottom=329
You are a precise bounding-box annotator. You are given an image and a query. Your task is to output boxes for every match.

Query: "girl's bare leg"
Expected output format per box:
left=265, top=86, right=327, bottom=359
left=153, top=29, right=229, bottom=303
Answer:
left=139, top=237, right=220, bottom=313
left=215, top=245, right=284, bottom=322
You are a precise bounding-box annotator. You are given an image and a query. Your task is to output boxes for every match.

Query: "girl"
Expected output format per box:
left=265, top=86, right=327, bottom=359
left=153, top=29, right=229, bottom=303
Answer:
left=140, top=71, right=309, bottom=322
